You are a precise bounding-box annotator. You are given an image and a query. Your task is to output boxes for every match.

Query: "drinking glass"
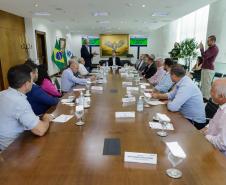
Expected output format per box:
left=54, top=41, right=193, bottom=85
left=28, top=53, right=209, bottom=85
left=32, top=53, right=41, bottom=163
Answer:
left=75, top=105, right=85, bottom=126
left=166, top=151, right=184, bottom=178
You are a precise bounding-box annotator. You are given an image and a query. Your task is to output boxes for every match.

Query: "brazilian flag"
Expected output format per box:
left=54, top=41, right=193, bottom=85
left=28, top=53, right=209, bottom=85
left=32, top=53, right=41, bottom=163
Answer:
left=51, top=39, right=67, bottom=70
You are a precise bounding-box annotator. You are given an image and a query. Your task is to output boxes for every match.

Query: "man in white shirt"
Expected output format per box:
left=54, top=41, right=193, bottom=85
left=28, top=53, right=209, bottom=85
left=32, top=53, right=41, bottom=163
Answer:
left=78, top=57, right=89, bottom=76
left=203, top=78, right=226, bottom=155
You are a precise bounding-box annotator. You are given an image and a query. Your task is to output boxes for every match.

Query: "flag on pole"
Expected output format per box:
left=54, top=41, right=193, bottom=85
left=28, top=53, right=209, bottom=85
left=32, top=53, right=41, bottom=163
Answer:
left=51, top=39, right=67, bottom=70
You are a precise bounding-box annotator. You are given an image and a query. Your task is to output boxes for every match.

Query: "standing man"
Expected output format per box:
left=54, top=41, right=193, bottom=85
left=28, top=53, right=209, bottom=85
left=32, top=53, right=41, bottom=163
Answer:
left=199, top=35, right=219, bottom=101
left=81, top=39, right=97, bottom=72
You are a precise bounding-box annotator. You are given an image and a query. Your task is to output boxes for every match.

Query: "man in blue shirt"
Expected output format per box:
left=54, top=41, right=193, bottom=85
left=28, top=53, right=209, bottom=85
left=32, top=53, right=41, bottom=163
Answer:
left=154, top=58, right=174, bottom=93
left=0, top=65, right=52, bottom=151
left=61, top=59, right=95, bottom=92
left=152, top=64, right=206, bottom=129
left=25, top=61, right=59, bottom=115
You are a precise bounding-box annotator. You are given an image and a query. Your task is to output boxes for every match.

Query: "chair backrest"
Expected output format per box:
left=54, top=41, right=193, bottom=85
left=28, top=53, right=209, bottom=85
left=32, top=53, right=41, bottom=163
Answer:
left=54, top=78, right=61, bottom=91
left=212, top=72, right=223, bottom=84
left=205, top=99, right=219, bottom=121
left=223, top=74, right=226, bottom=77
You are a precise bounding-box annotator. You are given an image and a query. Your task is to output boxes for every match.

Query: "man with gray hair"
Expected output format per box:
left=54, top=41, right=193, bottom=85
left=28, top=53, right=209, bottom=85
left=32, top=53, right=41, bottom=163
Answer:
left=148, top=58, right=166, bottom=85
left=203, top=78, right=226, bottom=155
left=61, top=59, right=95, bottom=92
left=78, top=57, right=89, bottom=76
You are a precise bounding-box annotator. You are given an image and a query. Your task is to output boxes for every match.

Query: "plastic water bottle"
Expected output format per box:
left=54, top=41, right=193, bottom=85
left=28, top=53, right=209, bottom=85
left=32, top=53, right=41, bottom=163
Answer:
left=79, top=91, right=84, bottom=106
left=137, top=96, right=144, bottom=112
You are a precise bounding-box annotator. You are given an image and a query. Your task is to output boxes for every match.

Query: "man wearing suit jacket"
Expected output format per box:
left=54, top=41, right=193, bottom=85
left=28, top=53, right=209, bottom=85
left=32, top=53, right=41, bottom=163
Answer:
left=137, top=54, right=148, bottom=72
left=142, top=54, right=157, bottom=79
left=80, top=39, right=97, bottom=72
left=108, top=50, right=122, bottom=66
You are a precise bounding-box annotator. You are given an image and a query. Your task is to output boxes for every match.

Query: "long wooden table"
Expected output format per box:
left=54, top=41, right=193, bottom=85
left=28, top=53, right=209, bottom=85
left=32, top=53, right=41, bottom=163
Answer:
left=0, top=71, right=226, bottom=185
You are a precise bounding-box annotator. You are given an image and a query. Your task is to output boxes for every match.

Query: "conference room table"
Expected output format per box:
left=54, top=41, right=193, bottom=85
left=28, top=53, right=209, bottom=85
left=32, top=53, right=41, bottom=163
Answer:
left=0, top=70, right=226, bottom=185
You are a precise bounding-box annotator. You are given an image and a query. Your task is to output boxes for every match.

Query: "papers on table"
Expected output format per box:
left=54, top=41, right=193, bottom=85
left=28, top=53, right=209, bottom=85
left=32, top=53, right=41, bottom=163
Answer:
left=166, top=142, right=186, bottom=159
left=124, top=152, right=157, bottom=165
left=122, top=81, right=133, bottom=86
left=149, top=122, right=174, bottom=130
left=156, top=113, right=171, bottom=122
left=62, top=102, right=75, bottom=106
left=61, top=99, right=73, bottom=103
left=146, top=100, right=165, bottom=106
left=139, top=83, right=150, bottom=87
left=127, top=87, right=139, bottom=91
left=144, top=92, right=152, bottom=98
left=73, top=88, right=86, bottom=92
left=122, top=97, right=136, bottom=103
left=91, top=86, right=103, bottom=91
left=140, top=84, right=146, bottom=89
left=115, top=112, right=135, bottom=118
left=52, top=114, right=74, bottom=123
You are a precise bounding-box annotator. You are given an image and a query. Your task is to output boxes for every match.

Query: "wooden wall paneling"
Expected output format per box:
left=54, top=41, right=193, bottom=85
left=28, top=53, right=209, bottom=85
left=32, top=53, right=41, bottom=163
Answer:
left=0, top=10, right=28, bottom=89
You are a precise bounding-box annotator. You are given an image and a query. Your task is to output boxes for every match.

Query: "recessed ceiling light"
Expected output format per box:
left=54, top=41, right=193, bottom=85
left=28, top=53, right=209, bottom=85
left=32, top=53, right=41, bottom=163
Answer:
left=142, top=4, right=146, bottom=8
left=65, top=25, right=69, bottom=29
left=96, top=20, right=110, bottom=24
left=93, top=12, right=109, bottom=17
left=152, top=12, right=169, bottom=17
left=56, top=7, right=64, bottom=11
left=34, top=12, right=51, bottom=16
left=34, top=3, right=38, bottom=8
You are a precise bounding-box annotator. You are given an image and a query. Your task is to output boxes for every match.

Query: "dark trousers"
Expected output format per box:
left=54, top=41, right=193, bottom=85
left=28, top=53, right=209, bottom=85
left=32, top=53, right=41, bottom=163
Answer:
left=85, top=66, right=91, bottom=73
left=187, top=119, right=207, bottom=130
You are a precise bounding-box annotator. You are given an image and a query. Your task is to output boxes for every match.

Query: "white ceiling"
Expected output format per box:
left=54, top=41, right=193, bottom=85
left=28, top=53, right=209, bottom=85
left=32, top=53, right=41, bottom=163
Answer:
left=0, top=0, right=218, bottom=35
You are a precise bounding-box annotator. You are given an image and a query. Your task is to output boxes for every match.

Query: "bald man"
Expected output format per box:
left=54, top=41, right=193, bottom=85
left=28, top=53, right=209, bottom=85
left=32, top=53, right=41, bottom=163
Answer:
left=61, top=59, right=95, bottom=92
left=203, top=78, right=226, bottom=155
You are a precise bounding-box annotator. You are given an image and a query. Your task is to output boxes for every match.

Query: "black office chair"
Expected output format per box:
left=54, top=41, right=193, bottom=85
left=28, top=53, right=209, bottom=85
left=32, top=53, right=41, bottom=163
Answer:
left=212, top=72, right=223, bottom=83
left=54, top=78, right=61, bottom=92
left=223, top=74, right=226, bottom=77
left=205, top=98, right=219, bottom=124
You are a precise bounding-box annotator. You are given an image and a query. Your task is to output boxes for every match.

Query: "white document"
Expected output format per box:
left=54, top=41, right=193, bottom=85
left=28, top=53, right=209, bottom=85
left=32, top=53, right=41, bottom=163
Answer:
left=146, top=100, right=165, bottom=106
left=120, top=73, right=128, bottom=77
left=52, top=114, right=74, bottom=123
left=149, top=122, right=174, bottom=130
left=127, top=87, right=139, bottom=91
left=122, top=82, right=133, bottom=86
left=115, top=112, right=135, bottom=118
left=139, top=82, right=150, bottom=86
left=61, top=99, right=73, bottom=103
left=91, top=86, right=103, bottom=91
left=124, top=152, right=157, bottom=164
left=144, top=93, right=152, bottom=98
left=62, top=102, right=75, bottom=106
left=156, top=113, right=171, bottom=122
left=140, top=84, right=146, bottom=89
left=73, top=88, right=86, bottom=92
left=122, top=97, right=136, bottom=103
left=166, top=142, right=186, bottom=159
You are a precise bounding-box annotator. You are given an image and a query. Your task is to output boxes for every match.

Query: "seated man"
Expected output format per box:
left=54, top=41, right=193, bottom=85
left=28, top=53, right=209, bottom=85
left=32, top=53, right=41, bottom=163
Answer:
left=203, top=78, right=226, bottom=155
left=0, top=64, right=52, bottom=151
left=61, top=59, right=95, bottom=92
left=152, top=64, right=206, bottom=129
left=148, top=58, right=166, bottom=86
left=78, top=57, right=89, bottom=76
left=107, top=50, right=121, bottom=66
left=141, top=54, right=157, bottom=79
left=135, top=54, right=144, bottom=70
left=137, top=54, right=148, bottom=72
left=25, top=61, right=59, bottom=115
left=154, top=58, right=174, bottom=93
